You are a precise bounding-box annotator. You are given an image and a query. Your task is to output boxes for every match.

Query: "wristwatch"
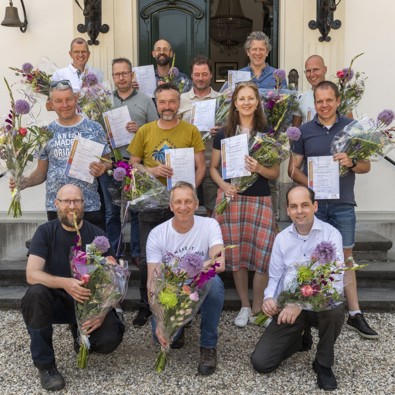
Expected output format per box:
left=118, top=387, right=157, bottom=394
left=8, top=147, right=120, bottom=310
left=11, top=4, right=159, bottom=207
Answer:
left=350, top=158, right=358, bottom=169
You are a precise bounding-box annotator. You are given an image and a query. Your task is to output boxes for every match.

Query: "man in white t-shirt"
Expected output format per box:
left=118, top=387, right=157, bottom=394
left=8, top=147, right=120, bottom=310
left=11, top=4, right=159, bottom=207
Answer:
left=146, top=181, right=225, bottom=375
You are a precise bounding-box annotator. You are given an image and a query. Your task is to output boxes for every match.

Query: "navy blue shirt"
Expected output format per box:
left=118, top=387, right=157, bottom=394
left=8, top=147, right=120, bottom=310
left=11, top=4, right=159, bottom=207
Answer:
left=240, top=64, right=287, bottom=89
left=292, top=114, right=356, bottom=205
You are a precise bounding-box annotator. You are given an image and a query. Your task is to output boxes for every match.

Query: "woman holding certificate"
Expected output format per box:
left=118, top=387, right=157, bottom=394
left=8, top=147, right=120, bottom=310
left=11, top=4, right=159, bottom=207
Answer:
left=210, top=82, right=278, bottom=328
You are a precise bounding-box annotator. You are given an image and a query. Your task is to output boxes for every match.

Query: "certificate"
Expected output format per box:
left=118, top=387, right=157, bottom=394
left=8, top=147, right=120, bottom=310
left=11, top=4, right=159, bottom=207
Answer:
left=221, top=134, right=250, bottom=179
left=228, top=70, right=251, bottom=91
left=307, top=156, right=340, bottom=199
left=165, top=147, right=195, bottom=190
left=190, top=99, right=216, bottom=131
left=65, top=136, right=105, bottom=184
left=103, top=106, right=132, bottom=148
left=133, top=65, right=157, bottom=98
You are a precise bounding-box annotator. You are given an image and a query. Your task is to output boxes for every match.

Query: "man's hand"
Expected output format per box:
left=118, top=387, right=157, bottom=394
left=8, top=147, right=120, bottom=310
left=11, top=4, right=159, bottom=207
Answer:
left=63, top=278, right=91, bottom=303
left=89, top=161, right=107, bottom=177
left=333, top=153, right=352, bottom=168
left=126, top=121, right=139, bottom=134
left=81, top=315, right=105, bottom=335
left=262, top=297, right=279, bottom=317
left=9, top=176, right=27, bottom=191
left=150, top=164, right=173, bottom=178
left=155, top=326, right=169, bottom=348
left=277, top=304, right=302, bottom=325
left=131, top=80, right=140, bottom=90
left=209, top=126, right=220, bottom=136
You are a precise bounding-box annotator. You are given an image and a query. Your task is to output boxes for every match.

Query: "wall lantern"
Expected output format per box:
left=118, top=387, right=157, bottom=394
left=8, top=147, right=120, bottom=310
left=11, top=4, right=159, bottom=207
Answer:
left=308, top=0, right=342, bottom=42
left=1, top=0, right=28, bottom=32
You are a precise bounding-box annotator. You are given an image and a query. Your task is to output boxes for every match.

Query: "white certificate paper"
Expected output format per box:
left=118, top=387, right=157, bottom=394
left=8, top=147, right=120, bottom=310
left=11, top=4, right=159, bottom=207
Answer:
left=65, top=136, right=105, bottom=184
left=190, top=99, right=216, bottom=131
left=165, top=147, right=195, bottom=190
left=221, top=134, right=251, bottom=179
left=308, top=156, right=340, bottom=199
left=228, top=70, right=251, bottom=91
left=133, top=65, right=157, bottom=98
left=103, top=106, right=132, bottom=148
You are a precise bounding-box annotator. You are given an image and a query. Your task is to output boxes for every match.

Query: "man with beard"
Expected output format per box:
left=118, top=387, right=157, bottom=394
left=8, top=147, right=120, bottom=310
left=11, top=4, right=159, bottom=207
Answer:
left=21, top=184, right=125, bottom=391
left=127, top=83, right=205, bottom=327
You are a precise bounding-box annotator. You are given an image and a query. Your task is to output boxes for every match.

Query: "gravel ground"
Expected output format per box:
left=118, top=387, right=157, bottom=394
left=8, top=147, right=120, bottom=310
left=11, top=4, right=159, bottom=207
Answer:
left=0, top=310, right=394, bottom=395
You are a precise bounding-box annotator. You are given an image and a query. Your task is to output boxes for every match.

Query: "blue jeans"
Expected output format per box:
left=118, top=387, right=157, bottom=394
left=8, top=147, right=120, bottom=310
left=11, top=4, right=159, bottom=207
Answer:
left=151, top=275, right=224, bottom=349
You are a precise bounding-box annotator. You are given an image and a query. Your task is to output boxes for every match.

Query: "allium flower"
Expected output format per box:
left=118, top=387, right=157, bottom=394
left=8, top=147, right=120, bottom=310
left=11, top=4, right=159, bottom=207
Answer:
left=273, top=69, right=286, bottom=82
left=92, top=236, right=110, bottom=253
left=377, top=109, right=395, bottom=126
left=113, top=167, right=127, bottom=181
left=159, top=288, right=178, bottom=309
left=300, top=285, right=314, bottom=297
left=22, top=62, right=34, bottom=74
left=311, top=241, right=337, bottom=264
left=168, top=67, right=179, bottom=80
left=178, top=253, right=203, bottom=278
left=82, top=72, right=98, bottom=86
left=14, top=99, right=30, bottom=115
left=286, top=126, right=301, bottom=141
left=341, top=67, right=354, bottom=81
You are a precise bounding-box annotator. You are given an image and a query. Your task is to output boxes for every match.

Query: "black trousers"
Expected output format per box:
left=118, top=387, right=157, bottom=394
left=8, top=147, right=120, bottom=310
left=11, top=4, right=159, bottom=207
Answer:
left=251, top=304, right=345, bottom=373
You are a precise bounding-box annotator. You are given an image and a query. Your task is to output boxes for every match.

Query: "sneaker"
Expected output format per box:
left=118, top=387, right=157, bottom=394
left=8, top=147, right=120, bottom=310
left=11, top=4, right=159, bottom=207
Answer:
left=312, top=359, right=337, bottom=391
left=234, top=307, right=251, bottom=328
left=198, top=347, right=217, bottom=375
left=170, top=329, right=185, bottom=349
left=346, top=313, right=379, bottom=339
left=133, top=307, right=152, bottom=327
left=38, top=365, right=65, bottom=391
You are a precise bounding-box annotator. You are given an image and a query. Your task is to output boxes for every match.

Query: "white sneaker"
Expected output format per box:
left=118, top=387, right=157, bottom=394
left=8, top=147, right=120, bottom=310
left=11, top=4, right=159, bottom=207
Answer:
left=234, top=307, right=251, bottom=328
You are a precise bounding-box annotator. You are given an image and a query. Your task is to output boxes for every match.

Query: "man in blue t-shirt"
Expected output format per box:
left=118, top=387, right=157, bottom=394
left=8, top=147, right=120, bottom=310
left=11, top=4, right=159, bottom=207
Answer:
left=288, top=80, right=378, bottom=340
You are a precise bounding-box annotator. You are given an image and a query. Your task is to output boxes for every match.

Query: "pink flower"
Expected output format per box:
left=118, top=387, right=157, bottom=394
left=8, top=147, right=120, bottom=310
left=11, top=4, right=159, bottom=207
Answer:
left=19, top=127, right=27, bottom=136
left=336, top=70, right=345, bottom=79
left=189, top=291, right=199, bottom=302
left=300, top=285, right=314, bottom=297
left=81, top=274, right=90, bottom=284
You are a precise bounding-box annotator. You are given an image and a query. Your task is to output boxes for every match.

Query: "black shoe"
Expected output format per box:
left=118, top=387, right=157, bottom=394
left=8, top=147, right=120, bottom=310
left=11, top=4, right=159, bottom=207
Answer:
left=312, top=359, right=337, bottom=391
left=299, top=327, right=313, bottom=352
left=170, top=329, right=185, bottom=349
left=38, top=365, right=65, bottom=391
left=133, top=307, right=152, bottom=327
left=346, top=313, right=379, bottom=339
left=198, top=347, right=217, bottom=376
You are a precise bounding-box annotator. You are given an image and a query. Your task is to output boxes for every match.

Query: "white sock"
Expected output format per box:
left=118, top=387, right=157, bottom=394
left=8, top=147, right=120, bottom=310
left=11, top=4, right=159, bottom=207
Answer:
left=349, top=310, right=362, bottom=317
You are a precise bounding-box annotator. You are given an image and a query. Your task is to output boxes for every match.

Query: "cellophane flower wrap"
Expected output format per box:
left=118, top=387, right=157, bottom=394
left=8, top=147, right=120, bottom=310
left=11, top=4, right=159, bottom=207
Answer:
left=331, top=113, right=395, bottom=176
left=70, top=221, right=130, bottom=369
left=0, top=78, right=52, bottom=217
left=110, top=161, right=170, bottom=211
left=335, top=53, right=367, bottom=116
left=149, top=246, right=234, bottom=373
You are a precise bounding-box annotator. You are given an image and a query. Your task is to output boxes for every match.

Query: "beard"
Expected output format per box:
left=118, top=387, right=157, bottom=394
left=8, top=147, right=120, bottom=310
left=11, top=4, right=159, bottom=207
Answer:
left=156, top=54, right=171, bottom=66
left=58, top=209, right=83, bottom=228
left=160, top=110, right=177, bottom=121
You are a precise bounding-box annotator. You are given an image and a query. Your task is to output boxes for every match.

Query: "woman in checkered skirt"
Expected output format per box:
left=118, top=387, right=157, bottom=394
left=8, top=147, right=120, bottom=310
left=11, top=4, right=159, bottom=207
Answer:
left=210, top=82, right=278, bottom=328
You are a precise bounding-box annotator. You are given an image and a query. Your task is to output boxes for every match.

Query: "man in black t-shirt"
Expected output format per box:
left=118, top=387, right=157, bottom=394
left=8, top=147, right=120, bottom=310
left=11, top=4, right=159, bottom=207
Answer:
left=21, top=184, right=125, bottom=392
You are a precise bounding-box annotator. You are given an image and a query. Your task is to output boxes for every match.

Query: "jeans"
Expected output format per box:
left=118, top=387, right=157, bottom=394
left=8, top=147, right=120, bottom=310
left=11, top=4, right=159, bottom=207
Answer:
left=21, top=284, right=125, bottom=369
left=151, top=275, right=224, bottom=349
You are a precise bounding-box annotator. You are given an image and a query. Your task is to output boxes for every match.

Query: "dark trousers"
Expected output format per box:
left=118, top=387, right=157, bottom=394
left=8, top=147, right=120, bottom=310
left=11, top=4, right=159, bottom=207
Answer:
left=21, top=284, right=124, bottom=369
left=138, top=208, right=173, bottom=308
left=47, top=210, right=106, bottom=231
left=251, top=304, right=344, bottom=373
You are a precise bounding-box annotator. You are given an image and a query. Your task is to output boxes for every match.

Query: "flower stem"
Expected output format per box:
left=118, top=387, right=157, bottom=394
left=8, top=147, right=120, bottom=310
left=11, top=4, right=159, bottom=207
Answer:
left=154, top=350, right=168, bottom=373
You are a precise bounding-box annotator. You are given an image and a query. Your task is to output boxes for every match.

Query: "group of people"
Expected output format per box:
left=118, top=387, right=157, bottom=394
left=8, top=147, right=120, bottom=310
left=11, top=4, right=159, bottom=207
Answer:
left=15, top=31, right=379, bottom=392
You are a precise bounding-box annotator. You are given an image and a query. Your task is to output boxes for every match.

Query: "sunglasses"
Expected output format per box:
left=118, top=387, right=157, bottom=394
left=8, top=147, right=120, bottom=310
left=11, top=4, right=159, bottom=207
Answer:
left=49, top=80, right=72, bottom=89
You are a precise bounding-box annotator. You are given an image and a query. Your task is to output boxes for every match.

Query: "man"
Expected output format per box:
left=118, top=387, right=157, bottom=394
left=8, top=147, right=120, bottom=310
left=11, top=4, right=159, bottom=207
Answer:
left=178, top=55, right=219, bottom=216
left=52, top=37, right=103, bottom=93
left=288, top=80, right=379, bottom=339
left=147, top=181, right=225, bottom=375
left=251, top=185, right=345, bottom=391
left=293, top=55, right=328, bottom=126
left=128, top=82, right=205, bottom=327
left=12, top=80, right=112, bottom=229
left=100, top=57, right=158, bottom=255
left=21, top=184, right=124, bottom=391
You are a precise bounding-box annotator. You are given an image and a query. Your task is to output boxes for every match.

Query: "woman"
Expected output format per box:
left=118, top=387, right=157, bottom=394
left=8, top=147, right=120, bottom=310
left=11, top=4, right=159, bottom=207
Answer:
left=210, top=82, right=278, bottom=328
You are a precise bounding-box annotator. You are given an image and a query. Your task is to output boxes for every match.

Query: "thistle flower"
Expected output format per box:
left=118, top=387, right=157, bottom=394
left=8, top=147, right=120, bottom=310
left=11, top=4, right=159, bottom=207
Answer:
left=92, top=236, right=110, bottom=253
left=22, top=62, right=34, bottom=74
left=377, top=109, right=395, bottom=126
left=178, top=253, right=203, bottom=278
left=113, top=167, right=127, bottom=181
left=286, top=126, right=301, bottom=141
left=311, top=241, right=337, bottom=264
left=14, top=99, right=30, bottom=115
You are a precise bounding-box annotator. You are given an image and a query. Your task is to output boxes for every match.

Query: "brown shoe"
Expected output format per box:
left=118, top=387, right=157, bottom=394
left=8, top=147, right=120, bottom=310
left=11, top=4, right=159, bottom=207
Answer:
left=198, top=347, right=217, bottom=375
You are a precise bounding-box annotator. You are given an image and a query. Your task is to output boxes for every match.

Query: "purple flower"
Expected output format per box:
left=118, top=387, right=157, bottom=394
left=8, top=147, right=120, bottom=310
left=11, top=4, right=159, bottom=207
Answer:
left=377, top=109, right=395, bottom=126
left=311, top=241, right=337, bottom=264
left=113, top=167, right=127, bottom=181
left=286, top=126, right=301, bottom=141
left=14, top=99, right=30, bottom=115
left=92, top=236, right=110, bottom=253
left=168, top=67, right=179, bottom=79
left=342, top=67, right=354, bottom=81
left=189, top=291, right=199, bottom=302
left=178, top=253, right=203, bottom=278
left=22, top=62, right=34, bottom=73
left=83, top=72, right=98, bottom=86
left=195, top=262, right=220, bottom=288
left=273, top=69, right=286, bottom=82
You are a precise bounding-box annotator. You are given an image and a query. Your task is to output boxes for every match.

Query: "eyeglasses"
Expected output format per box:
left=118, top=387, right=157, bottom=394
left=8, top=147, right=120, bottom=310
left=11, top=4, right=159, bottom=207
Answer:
left=56, top=198, right=84, bottom=206
left=49, top=80, right=72, bottom=89
left=71, top=50, right=89, bottom=55
left=112, top=72, right=132, bottom=79
left=154, top=47, right=171, bottom=53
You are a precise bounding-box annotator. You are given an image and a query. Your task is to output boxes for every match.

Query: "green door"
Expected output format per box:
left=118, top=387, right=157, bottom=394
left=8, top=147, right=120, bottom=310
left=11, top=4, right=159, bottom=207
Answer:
left=139, top=0, right=209, bottom=75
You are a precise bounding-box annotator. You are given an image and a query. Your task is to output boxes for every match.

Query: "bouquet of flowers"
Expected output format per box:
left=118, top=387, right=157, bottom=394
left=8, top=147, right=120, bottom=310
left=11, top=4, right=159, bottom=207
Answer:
left=78, top=72, right=113, bottom=130
left=0, top=79, right=52, bottom=217
left=150, top=246, right=235, bottom=372
left=110, top=160, right=170, bottom=211
left=160, top=53, right=186, bottom=93
left=70, top=221, right=130, bottom=368
left=335, top=53, right=367, bottom=116
left=331, top=111, right=395, bottom=176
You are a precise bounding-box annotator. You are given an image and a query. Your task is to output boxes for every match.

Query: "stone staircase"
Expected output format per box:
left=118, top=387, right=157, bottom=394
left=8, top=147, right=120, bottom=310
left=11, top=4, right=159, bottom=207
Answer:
left=0, top=225, right=394, bottom=312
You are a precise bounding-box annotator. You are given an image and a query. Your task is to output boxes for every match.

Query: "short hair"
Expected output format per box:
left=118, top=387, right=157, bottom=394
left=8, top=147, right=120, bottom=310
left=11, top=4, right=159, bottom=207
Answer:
left=154, top=82, right=180, bottom=99
left=170, top=181, right=198, bottom=203
left=70, top=37, right=89, bottom=51
left=286, top=185, right=316, bottom=206
left=190, top=55, right=213, bottom=74
left=112, top=57, right=133, bottom=71
left=244, top=31, right=272, bottom=52
left=314, top=80, right=340, bottom=100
